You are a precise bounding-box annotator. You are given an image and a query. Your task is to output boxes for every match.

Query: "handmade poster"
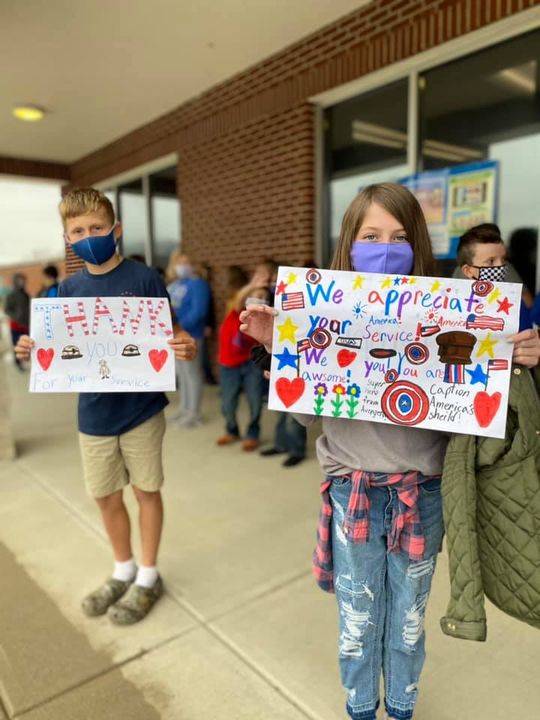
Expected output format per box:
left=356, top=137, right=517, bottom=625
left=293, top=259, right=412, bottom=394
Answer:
left=268, top=267, right=521, bottom=439
left=29, top=297, right=176, bottom=393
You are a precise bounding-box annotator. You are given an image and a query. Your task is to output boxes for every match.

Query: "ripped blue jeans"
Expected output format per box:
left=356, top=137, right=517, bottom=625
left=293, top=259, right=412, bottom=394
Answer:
left=329, top=475, right=443, bottom=720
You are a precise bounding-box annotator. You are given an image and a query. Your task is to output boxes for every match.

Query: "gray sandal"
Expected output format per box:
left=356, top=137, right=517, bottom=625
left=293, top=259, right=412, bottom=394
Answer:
left=81, top=577, right=133, bottom=617
left=107, top=575, right=164, bottom=625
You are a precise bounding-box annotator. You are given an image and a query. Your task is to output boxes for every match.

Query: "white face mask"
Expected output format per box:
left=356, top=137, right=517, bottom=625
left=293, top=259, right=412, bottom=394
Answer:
left=175, top=264, right=192, bottom=279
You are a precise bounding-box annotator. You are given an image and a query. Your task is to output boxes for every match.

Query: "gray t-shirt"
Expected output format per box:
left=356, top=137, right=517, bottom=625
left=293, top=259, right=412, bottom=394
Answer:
left=295, top=414, right=448, bottom=477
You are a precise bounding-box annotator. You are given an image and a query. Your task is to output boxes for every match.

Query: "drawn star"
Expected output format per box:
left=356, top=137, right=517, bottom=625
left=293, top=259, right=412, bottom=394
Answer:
left=430, top=280, right=441, bottom=292
left=277, top=317, right=299, bottom=343
left=276, top=280, right=288, bottom=295
left=466, top=363, right=489, bottom=386
left=273, top=347, right=299, bottom=370
left=393, top=277, right=402, bottom=286
left=380, top=277, right=392, bottom=289
left=287, top=272, right=297, bottom=285
left=408, top=277, right=417, bottom=284
left=496, top=296, right=513, bottom=315
left=353, top=275, right=364, bottom=290
left=487, top=287, right=501, bottom=304
left=476, top=332, right=498, bottom=359
left=401, top=277, right=409, bottom=284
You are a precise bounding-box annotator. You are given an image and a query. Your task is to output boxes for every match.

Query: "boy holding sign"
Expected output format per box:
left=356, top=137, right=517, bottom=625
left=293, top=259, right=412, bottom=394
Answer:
left=16, top=189, right=196, bottom=625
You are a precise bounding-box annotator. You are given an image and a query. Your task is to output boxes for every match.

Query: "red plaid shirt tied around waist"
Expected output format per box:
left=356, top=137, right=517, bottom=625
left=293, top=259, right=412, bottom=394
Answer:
left=313, top=470, right=439, bottom=593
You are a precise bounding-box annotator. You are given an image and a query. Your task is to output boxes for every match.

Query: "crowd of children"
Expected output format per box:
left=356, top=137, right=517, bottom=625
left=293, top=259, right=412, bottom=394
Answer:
left=11, top=185, right=540, bottom=719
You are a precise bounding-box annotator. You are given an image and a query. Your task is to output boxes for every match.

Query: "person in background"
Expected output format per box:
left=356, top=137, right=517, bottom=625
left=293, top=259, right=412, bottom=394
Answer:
left=457, top=223, right=533, bottom=332
left=259, top=259, right=307, bottom=467
left=5, top=273, right=30, bottom=370
left=197, top=262, right=217, bottom=385
left=508, top=227, right=537, bottom=304
left=39, top=264, right=60, bottom=298
left=452, top=223, right=535, bottom=311
left=166, top=251, right=211, bottom=427
left=216, top=262, right=271, bottom=451
left=127, top=253, right=147, bottom=264
left=531, top=292, right=540, bottom=328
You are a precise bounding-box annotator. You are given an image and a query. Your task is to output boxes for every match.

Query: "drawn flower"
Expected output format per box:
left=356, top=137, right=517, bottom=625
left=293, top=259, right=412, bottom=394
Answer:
left=333, top=384, right=346, bottom=395
left=347, top=383, right=361, bottom=397
left=314, top=382, right=328, bottom=396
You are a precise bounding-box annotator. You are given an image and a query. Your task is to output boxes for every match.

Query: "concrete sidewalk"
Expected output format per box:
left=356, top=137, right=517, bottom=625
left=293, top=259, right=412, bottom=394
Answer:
left=1, top=361, right=539, bottom=719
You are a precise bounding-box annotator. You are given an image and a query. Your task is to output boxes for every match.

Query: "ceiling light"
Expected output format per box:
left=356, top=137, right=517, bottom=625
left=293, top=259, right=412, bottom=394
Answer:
left=494, top=62, right=536, bottom=95
left=12, top=105, right=45, bottom=122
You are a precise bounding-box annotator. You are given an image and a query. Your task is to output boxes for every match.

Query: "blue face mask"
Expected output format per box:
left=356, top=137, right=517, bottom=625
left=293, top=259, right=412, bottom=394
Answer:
left=69, top=226, right=117, bottom=265
left=350, top=242, right=414, bottom=275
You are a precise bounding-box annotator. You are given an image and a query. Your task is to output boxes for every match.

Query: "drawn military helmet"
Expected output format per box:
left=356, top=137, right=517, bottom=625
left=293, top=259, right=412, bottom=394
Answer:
left=61, top=345, right=83, bottom=359
left=121, top=344, right=141, bottom=357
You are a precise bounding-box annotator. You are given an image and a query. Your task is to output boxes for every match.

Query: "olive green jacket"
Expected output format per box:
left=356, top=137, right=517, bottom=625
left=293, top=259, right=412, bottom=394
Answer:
left=441, top=365, right=540, bottom=641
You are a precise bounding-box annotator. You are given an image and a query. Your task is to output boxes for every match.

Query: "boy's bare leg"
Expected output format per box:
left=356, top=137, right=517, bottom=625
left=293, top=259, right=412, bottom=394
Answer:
left=132, top=487, right=163, bottom=568
left=82, top=490, right=134, bottom=617
left=95, top=489, right=133, bottom=561
left=107, top=487, right=164, bottom=625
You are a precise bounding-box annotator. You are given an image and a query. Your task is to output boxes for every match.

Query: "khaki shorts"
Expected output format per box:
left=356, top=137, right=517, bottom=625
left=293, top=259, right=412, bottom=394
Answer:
left=79, top=411, right=166, bottom=498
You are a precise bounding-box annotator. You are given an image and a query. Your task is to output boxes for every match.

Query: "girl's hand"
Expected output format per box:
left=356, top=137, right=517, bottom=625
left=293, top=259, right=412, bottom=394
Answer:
left=239, top=304, right=277, bottom=350
left=509, top=328, right=540, bottom=368
left=168, top=331, right=197, bottom=361
left=14, top=335, right=34, bottom=362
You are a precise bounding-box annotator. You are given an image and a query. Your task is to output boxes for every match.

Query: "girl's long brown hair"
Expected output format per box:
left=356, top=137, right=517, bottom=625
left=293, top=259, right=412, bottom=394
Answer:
left=330, top=183, right=436, bottom=277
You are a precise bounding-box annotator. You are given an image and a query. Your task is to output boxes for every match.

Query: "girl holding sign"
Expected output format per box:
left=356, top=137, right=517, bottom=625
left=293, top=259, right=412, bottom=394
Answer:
left=240, top=183, right=540, bottom=720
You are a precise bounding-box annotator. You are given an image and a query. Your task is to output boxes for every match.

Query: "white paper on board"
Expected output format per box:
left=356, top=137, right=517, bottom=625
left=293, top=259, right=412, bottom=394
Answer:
left=29, top=296, right=176, bottom=393
left=268, top=267, right=521, bottom=439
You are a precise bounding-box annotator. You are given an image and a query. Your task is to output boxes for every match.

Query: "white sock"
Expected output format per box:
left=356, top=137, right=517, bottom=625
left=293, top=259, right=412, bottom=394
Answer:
left=112, top=558, right=137, bottom=582
left=136, top=565, right=159, bottom=588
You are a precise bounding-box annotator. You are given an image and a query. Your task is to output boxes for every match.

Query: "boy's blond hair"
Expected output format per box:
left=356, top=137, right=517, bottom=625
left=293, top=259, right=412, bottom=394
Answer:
left=59, top=188, right=115, bottom=228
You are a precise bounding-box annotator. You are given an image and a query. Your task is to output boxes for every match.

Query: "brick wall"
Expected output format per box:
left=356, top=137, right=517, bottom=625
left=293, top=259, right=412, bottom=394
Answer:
left=0, top=156, right=69, bottom=181
left=179, top=103, right=315, bottom=305
left=68, top=0, right=540, bottom=314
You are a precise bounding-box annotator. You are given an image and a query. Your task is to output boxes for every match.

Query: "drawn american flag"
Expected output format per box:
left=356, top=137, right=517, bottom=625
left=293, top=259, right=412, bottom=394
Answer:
left=281, top=292, right=305, bottom=310
left=488, top=359, right=509, bottom=371
left=297, top=338, right=311, bottom=353
left=466, top=314, right=505, bottom=331
left=444, top=364, right=465, bottom=384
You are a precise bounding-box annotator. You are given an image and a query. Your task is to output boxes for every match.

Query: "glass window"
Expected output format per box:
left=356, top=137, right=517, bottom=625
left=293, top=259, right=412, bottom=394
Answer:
left=118, top=179, right=146, bottom=261
left=323, top=79, right=409, bottom=263
left=420, top=30, right=540, bottom=290
left=0, top=176, right=64, bottom=266
left=149, top=167, right=180, bottom=272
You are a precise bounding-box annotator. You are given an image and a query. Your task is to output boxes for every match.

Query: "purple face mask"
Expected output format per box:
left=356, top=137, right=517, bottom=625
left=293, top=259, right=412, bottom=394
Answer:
left=350, top=242, right=414, bottom=275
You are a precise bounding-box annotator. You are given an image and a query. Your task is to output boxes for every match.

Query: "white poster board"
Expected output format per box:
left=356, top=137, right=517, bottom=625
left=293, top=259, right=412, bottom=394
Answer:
left=268, top=267, right=521, bottom=439
left=29, top=296, right=176, bottom=392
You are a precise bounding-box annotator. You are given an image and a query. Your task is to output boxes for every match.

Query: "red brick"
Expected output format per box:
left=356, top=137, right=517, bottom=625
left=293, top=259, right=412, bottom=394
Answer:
left=65, top=0, right=540, bottom=301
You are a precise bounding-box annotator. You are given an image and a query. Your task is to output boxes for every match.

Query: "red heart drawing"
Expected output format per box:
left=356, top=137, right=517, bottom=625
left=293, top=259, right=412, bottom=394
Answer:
left=337, top=349, right=357, bottom=368
left=275, top=377, right=305, bottom=408
left=148, top=349, right=169, bottom=372
left=37, top=348, right=54, bottom=371
left=473, top=391, right=502, bottom=428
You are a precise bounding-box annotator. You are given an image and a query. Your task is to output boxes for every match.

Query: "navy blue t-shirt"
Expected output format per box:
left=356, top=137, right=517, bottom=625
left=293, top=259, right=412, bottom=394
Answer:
left=58, top=259, right=171, bottom=436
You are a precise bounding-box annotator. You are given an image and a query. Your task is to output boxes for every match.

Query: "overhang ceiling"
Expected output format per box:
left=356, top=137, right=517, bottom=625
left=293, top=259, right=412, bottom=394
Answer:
left=0, top=0, right=368, bottom=164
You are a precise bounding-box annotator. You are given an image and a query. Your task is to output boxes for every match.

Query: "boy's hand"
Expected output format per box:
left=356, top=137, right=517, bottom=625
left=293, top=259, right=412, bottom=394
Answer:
left=14, top=335, right=34, bottom=362
left=509, top=329, right=540, bottom=368
left=168, top=331, right=197, bottom=361
left=239, top=304, right=277, bottom=351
